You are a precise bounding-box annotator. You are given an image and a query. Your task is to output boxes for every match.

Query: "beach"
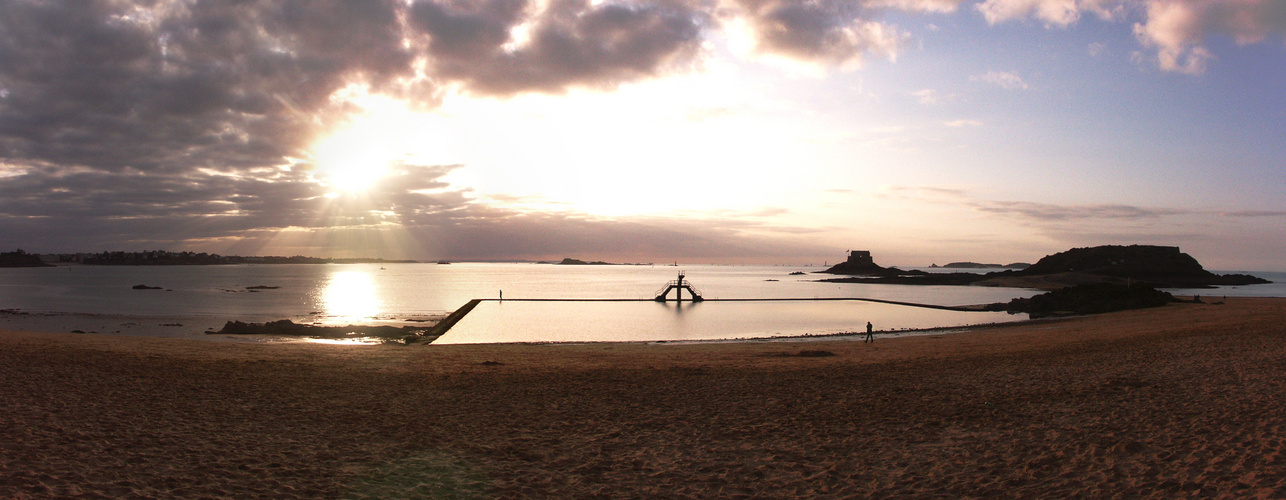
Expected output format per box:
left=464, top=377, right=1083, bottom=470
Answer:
left=2, top=298, right=1284, bottom=498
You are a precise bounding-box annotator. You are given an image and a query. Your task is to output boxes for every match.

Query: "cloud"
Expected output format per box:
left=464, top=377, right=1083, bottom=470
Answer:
left=976, top=0, right=1286, bottom=74
left=978, top=0, right=1125, bottom=25
left=971, top=200, right=1185, bottom=221
left=944, top=119, right=982, bottom=127
left=0, top=1, right=713, bottom=179
left=0, top=160, right=831, bottom=262
left=911, top=88, right=942, bottom=104
left=408, top=0, right=708, bottom=95
left=865, top=0, right=965, bottom=14
left=976, top=0, right=1084, bottom=27
left=972, top=70, right=1029, bottom=90
left=886, top=186, right=1185, bottom=222
left=7, top=0, right=985, bottom=262
left=1220, top=210, right=1286, bottom=218
left=885, top=185, right=969, bottom=199
left=1130, top=0, right=1286, bottom=75
left=0, top=160, right=466, bottom=232
left=721, top=0, right=931, bottom=69
left=0, top=0, right=417, bottom=179
left=0, top=0, right=951, bottom=185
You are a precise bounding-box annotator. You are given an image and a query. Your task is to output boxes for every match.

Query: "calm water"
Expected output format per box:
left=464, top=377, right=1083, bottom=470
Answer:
left=437, top=300, right=1024, bottom=344
left=1, top=263, right=1279, bottom=343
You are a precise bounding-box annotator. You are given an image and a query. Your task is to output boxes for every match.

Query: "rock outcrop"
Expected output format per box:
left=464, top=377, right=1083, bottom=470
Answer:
left=989, top=283, right=1177, bottom=318
left=822, top=250, right=923, bottom=277
left=988, top=245, right=1269, bottom=289
left=820, top=245, right=1270, bottom=290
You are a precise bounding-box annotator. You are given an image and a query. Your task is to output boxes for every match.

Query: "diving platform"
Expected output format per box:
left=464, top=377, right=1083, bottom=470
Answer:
left=654, top=271, right=704, bottom=302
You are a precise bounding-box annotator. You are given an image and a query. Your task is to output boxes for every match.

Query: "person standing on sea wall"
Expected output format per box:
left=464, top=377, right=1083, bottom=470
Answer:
left=865, top=322, right=874, bottom=343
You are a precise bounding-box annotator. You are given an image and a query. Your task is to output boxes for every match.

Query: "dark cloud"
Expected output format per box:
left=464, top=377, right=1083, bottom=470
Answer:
left=0, top=0, right=414, bottom=177
left=0, top=159, right=829, bottom=262
left=0, top=1, right=879, bottom=261
left=885, top=187, right=1186, bottom=222
left=0, top=0, right=709, bottom=176
left=1220, top=210, right=1286, bottom=218
left=409, top=0, right=708, bottom=95
left=972, top=201, right=1185, bottom=221
left=0, top=160, right=462, bottom=232
left=725, top=0, right=909, bottom=67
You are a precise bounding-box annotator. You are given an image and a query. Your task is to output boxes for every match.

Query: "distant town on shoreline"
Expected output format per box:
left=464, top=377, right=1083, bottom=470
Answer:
left=0, top=249, right=415, bottom=267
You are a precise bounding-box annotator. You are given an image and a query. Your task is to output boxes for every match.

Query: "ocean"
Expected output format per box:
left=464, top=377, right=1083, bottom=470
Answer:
left=1, top=263, right=1280, bottom=343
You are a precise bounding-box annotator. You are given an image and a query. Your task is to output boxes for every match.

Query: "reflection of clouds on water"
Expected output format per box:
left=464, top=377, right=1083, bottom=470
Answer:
left=323, top=271, right=381, bottom=324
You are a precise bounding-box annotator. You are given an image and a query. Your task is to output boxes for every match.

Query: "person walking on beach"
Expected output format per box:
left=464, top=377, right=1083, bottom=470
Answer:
left=865, top=322, right=873, bottom=343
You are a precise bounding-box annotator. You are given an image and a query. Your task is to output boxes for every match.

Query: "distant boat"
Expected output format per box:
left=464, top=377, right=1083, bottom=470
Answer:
left=437, top=261, right=451, bottom=265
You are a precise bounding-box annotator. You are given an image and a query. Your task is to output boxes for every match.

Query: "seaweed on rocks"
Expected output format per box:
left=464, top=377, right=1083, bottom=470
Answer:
left=212, top=319, right=438, bottom=343
left=990, top=283, right=1177, bottom=318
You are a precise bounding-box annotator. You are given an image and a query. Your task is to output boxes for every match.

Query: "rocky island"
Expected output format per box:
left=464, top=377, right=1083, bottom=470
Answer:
left=821, top=245, right=1270, bottom=290
left=555, top=258, right=615, bottom=265
left=552, top=258, right=652, bottom=266
left=818, top=250, right=983, bottom=285
left=819, top=250, right=927, bottom=278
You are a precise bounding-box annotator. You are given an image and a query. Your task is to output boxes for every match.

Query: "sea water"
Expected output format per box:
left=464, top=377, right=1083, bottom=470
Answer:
left=437, top=300, right=1025, bottom=344
left=1, top=263, right=1279, bottom=343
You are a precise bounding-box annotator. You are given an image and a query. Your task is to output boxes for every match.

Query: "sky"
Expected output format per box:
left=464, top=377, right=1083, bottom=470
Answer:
left=1, top=0, right=1284, bottom=270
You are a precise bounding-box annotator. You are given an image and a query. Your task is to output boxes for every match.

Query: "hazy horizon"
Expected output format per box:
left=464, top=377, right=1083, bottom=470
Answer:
left=2, top=1, right=1284, bottom=271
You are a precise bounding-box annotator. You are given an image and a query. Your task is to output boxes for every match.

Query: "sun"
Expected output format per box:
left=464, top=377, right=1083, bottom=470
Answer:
left=306, top=90, right=460, bottom=194
left=310, top=124, right=397, bottom=193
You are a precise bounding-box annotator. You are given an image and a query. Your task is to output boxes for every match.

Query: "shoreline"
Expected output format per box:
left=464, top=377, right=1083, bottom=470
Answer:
left=3, top=297, right=1286, bottom=496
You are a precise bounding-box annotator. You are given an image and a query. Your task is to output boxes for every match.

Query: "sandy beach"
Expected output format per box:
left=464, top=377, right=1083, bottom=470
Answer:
left=3, top=297, right=1285, bottom=498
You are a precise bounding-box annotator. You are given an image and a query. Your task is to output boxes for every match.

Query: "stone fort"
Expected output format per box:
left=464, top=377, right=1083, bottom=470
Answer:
left=846, top=250, right=874, bottom=266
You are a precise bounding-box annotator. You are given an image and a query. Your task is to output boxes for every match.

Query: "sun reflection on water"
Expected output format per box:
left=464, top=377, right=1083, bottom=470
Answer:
left=322, top=270, right=382, bottom=324
left=302, top=337, right=384, bottom=345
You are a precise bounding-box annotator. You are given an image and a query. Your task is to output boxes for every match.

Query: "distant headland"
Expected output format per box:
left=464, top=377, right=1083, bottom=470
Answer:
left=931, top=262, right=1030, bottom=269
left=1, top=249, right=416, bottom=267
left=0, top=250, right=50, bottom=268
left=820, top=245, right=1270, bottom=290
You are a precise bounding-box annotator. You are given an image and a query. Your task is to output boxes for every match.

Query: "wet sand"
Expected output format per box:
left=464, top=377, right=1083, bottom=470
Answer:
left=2, top=298, right=1285, bottom=497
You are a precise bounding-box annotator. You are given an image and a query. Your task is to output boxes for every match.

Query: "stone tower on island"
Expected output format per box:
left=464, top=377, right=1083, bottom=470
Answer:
left=846, top=250, right=874, bottom=267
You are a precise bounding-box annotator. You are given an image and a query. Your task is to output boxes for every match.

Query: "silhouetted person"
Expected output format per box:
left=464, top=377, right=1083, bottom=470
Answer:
left=499, top=290, right=503, bottom=301
left=865, top=322, right=873, bottom=343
